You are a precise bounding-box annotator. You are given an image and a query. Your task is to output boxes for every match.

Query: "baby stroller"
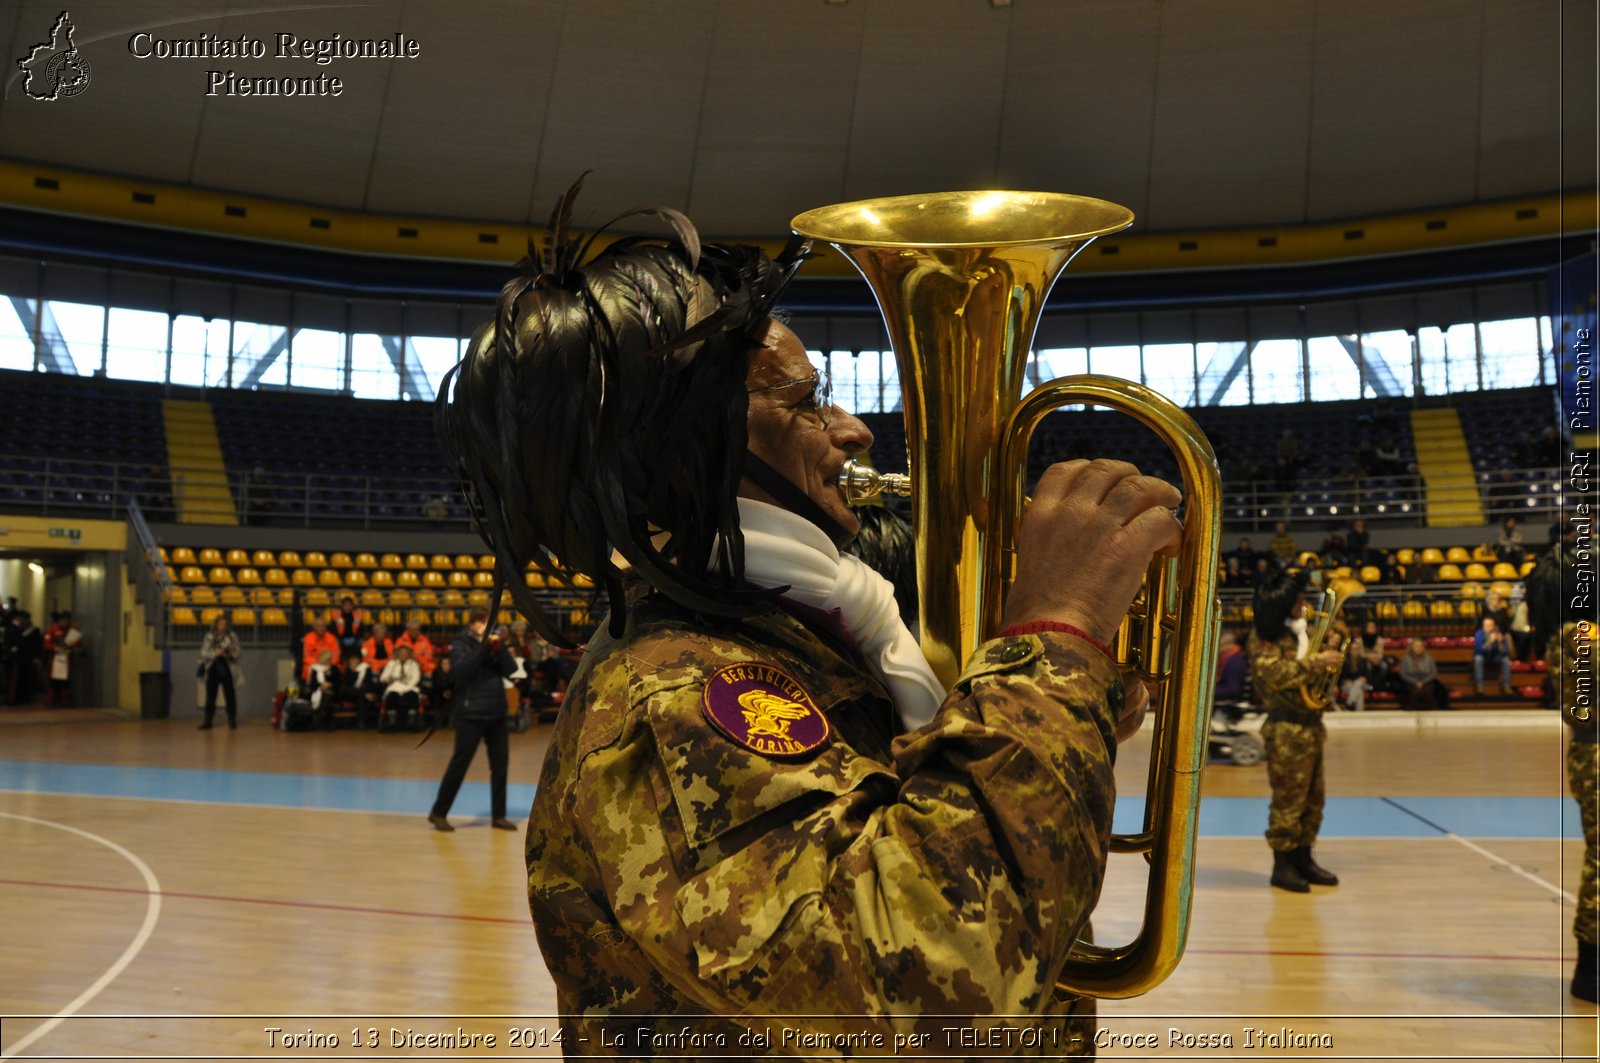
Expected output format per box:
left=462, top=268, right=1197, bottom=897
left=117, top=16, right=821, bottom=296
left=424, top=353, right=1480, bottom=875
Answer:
left=1209, top=699, right=1267, bottom=766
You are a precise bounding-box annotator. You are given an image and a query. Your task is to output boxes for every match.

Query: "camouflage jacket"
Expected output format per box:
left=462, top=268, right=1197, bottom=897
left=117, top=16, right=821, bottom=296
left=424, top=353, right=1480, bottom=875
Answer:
left=1247, top=633, right=1337, bottom=716
left=1549, top=622, right=1598, bottom=739
left=526, top=587, right=1123, bottom=1054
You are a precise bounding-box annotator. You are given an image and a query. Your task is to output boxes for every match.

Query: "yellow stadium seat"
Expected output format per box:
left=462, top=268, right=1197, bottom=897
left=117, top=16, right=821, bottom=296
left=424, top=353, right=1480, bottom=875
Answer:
left=360, top=589, right=385, bottom=607
left=200, top=607, right=224, bottom=626
left=1457, top=599, right=1479, bottom=618
left=442, top=589, right=466, bottom=606
left=423, top=570, right=447, bottom=588
left=454, top=554, right=478, bottom=571
left=572, top=573, right=595, bottom=589
left=231, top=607, right=255, bottom=626
left=1463, top=563, right=1491, bottom=581
left=1445, top=546, right=1471, bottom=563
left=397, top=571, right=421, bottom=588
left=480, top=554, right=498, bottom=571
left=318, top=569, right=344, bottom=587
left=389, top=590, right=414, bottom=607
left=304, top=589, right=331, bottom=607
left=406, top=609, right=431, bottom=626
left=473, top=570, right=496, bottom=588
left=220, top=586, right=246, bottom=605
left=180, top=565, right=206, bottom=584
left=225, top=548, right=250, bottom=567
left=405, top=553, right=429, bottom=570
left=236, top=566, right=261, bottom=585
left=250, top=588, right=276, bottom=605
left=380, top=553, right=404, bottom=570
left=1402, top=599, right=1427, bottom=619
left=1333, top=566, right=1352, bottom=578
left=1420, top=547, right=1445, bottom=564
left=524, top=571, right=545, bottom=588
left=1492, top=562, right=1520, bottom=580
left=261, top=608, right=289, bottom=626
left=1359, top=566, right=1382, bottom=583
left=355, top=552, right=378, bottom=569
left=265, top=568, right=289, bottom=585
left=468, top=590, right=491, bottom=606
left=207, top=566, right=233, bottom=584
left=1471, top=544, right=1498, bottom=563
left=329, top=552, right=354, bottom=569
left=1395, top=548, right=1416, bottom=565
left=1460, top=581, right=1486, bottom=599
left=278, top=550, right=303, bottom=568
left=1489, top=580, right=1514, bottom=599
left=291, top=569, right=316, bottom=586
left=304, top=551, right=327, bottom=568
left=448, top=571, right=472, bottom=587
left=171, top=546, right=197, bottom=566
left=430, top=554, right=453, bottom=570
left=1296, top=551, right=1321, bottom=567
left=344, top=570, right=370, bottom=588
left=158, top=547, right=170, bottom=564
left=1520, top=560, right=1536, bottom=576
left=275, top=589, right=296, bottom=606
left=165, top=586, right=188, bottom=604
left=415, top=590, right=440, bottom=607
left=172, top=607, right=198, bottom=626
left=1375, top=601, right=1399, bottom=620
left=199, top=547, right=224, bottom=566
left=190, top=586, right=218, bottom=604
left=370, top=570, right=395, bottom=588
left=1429, top=600, right=1455, bottom=618
left=252, top=549, right=277, bottom=567
left=1436, top=563, right=1463, bottom=581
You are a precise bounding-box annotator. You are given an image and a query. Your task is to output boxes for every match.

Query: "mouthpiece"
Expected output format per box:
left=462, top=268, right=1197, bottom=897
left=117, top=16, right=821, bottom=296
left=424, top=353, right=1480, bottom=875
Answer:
left=838, top=459, right=912, bottom=505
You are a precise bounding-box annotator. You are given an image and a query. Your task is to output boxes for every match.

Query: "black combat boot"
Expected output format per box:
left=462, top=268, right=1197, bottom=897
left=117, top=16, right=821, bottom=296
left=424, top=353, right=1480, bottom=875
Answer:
left=1271, top=850, right=1309, bottom=892
left=1573, top=940, right=1598, bottom=1004
left=1292, top=846, right=1339, bottom=887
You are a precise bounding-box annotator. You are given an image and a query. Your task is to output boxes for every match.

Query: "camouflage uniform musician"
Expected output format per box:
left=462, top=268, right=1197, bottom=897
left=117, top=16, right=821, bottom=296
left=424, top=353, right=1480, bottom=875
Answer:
left=1249, top=572, right=1345, bottom=892
left=435, top=187, right=1182, bottom=1055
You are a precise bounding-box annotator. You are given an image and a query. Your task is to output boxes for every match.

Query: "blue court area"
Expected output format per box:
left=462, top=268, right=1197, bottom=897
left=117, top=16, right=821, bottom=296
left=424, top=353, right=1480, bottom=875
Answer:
left=0, top=760, right=1579, bottom=838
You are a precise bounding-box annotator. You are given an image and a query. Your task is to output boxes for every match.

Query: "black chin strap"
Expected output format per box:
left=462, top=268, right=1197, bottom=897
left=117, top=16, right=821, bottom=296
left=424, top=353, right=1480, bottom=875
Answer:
left=742, top=452, right=857, bottom=550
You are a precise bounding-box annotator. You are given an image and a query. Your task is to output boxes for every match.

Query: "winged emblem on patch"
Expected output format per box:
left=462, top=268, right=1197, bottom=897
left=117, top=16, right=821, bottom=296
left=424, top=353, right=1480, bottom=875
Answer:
left=737, top=688, right=813, bottom=739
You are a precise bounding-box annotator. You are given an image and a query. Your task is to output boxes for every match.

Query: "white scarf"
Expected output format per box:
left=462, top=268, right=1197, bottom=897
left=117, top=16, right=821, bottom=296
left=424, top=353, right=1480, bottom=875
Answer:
left=1287, top=616, right=1310, bottom=660
left=734, top=498, right=946, bottom=729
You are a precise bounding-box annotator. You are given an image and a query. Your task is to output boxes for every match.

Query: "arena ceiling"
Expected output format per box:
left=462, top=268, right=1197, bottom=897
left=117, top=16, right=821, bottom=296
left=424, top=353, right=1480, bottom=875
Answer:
left=0, top=0, right=1594, bottom=245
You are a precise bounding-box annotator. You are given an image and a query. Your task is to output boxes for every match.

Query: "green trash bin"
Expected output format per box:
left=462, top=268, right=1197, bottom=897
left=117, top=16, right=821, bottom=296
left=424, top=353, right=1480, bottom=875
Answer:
left=139, top=671, right=171, bottom=719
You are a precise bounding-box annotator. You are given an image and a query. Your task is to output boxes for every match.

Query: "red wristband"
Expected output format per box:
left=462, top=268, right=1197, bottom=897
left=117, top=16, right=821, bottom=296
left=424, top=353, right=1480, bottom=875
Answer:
left=996, top=620, right=1115, bottom=663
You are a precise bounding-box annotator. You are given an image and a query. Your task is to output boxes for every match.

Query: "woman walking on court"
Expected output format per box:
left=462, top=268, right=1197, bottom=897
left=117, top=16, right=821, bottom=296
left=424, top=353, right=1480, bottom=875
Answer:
left=198, top=615, right=243, bottom=730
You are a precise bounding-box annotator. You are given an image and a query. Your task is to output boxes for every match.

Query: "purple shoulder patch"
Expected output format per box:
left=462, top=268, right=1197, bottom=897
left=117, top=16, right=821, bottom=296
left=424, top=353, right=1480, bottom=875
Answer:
left=701, top=662, right=831, bottom=759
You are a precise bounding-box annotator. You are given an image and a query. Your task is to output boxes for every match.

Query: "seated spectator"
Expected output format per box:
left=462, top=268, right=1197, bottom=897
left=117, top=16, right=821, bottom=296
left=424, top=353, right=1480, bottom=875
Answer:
left=307, top=649, right=341, bottom=730
left=362, top=623, right=395, bottom=669
left=332, top=597, right=364, bottom=659
left=379, top=644, right=423, bottom=731
left=1346, top=519, right=1371, bottom=565
left=1374, top=550, right=1402, bottom=584
left=1398, top=639, right=1450, bottom=709
left=1229, top=537, right=1259, bottom=570
left=1214, top=630, right=1249, bottom=704
left=1481, top=592, right=1512, bottom=636
left=1473, top=616, right=1514, bottom=696
left=1374, top=437, right=1405, bottom=475
left=1495, top=516, right=1524, bottom=562
left=427, top=655, right=455, bottom=718
left=421, top=496, right=450, bottom=521
left=1269, top=522, right=1296, bottom=563
left=1355, top=437, right=1381, bottom=477
left=340, top=653, right=378, bottom=730
left=1327, top=629, right=1367, bottom=711
left=396, top=618, right=435, bottom=676
left=1250, top=556, right=1276, bottom=588
left=300, top=616, right=339, bottom=683
left=1318, top=531, right=1348, bottom=566
left=1356, top=619, right=1389, bottom=689
left=1222, top=555, right=1245, bottom=588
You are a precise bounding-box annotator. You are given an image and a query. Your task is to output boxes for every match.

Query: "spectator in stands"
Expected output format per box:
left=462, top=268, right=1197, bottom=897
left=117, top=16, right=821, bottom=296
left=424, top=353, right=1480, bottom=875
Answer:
left=1496, top=516, right=1524, bottom=562
left=1251, top=556, right=1276, bottom=588
left=307, top=649, right=340, bottom=730
left=1269, top=522, right=1297, bottom=564
left=426, top=655, right=455, bottom=717
left=397, top=618, right=435, bottom=676
left=332, top=596, right=363, bottom=659
left=428, top=608, right=520, bottom=832
left=1346, top=519, right=1371, bottom=566
left=1317, top=531, right=1348, bottom=567
left=1376, top=550, right=1402, bottom=584
left=1356, top=619, right=1389, bottom=690
left=1481, top=591, right=1513, bottom=637
left=1473, top=616, right=1514, bottom=696
left=421, top=496, right=450, bottom=521
left=1355, top=437, right=1381, bottom=478
left=1327, top=629, right=1367, bottom=711
left=1398, top=639, right=1449, bottom=709
left=343, top=652, right=380, bottom=731
left=197, top=615, right=242, bottom=730
left=1374, top=437, right=1405, bottom=476
left=1276, top=428, right=1301, bottom=478
left=300, top=616, right=338, bottom=683
left=362, top=622, right=395, bottom=669
left=379, top=644, right=423, bottom=731
left=1221, top=555, right=1245, bottom=589
left=1532, top=426, right=1563, bottom=468
left=1230, top=537, right=1259, bottom=570
left=1214, top=630, right=1249, bottom=704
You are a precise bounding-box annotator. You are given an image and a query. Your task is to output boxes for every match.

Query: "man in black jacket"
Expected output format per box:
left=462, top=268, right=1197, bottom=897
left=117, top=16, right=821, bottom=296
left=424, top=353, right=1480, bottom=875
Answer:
left=428, top=608, right=520, bottom=832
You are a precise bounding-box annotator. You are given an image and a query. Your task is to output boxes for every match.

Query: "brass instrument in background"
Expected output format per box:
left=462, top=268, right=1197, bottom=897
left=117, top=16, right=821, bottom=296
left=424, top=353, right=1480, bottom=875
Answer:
left=1299, top=576, right=1367, bottom=710
left=793, top=191, right=1222, bottom=1000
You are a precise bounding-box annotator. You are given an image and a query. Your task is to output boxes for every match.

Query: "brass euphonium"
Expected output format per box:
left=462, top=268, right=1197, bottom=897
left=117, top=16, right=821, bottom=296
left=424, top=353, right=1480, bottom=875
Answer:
left=793, top=191, right=1221, bottom=999
left=1299, top=576, right=1367, bottom=709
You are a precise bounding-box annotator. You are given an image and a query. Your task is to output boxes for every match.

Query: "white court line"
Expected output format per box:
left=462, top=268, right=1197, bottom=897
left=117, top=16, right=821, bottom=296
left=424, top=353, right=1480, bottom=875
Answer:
left=0, top=812, right=163, bottom=1061
left=1444, top=831, right=1578, bottom=904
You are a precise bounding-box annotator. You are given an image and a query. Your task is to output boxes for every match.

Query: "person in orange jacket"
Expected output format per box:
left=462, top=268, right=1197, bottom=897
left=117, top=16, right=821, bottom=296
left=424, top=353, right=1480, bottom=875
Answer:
left=300, top=615, right=339, bottom=682
left=396, top=618, right=436, bottom=675
left=361, top=622, right=395, bottom=669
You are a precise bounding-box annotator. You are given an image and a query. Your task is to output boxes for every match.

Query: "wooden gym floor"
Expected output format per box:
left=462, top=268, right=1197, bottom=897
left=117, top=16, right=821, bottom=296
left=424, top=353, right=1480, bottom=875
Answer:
left=0, top=707, right=1594, bottom=1062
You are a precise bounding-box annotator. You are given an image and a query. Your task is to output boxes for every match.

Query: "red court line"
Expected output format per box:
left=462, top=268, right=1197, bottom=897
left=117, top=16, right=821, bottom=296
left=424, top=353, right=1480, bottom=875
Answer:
left=0, top=877, right=526, bottom=926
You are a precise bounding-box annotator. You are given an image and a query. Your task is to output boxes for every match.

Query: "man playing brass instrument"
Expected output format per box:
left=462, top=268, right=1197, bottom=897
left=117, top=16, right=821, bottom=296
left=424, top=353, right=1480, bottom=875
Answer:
left=437, top=190, right=1181, bottom=1052
left=1249, top=572, right=1344, bottom=893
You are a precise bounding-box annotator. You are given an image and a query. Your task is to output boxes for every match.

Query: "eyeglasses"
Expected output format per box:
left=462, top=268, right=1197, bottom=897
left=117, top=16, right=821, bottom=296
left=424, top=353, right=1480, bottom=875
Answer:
left=747, top=370, right=834, bottom=427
